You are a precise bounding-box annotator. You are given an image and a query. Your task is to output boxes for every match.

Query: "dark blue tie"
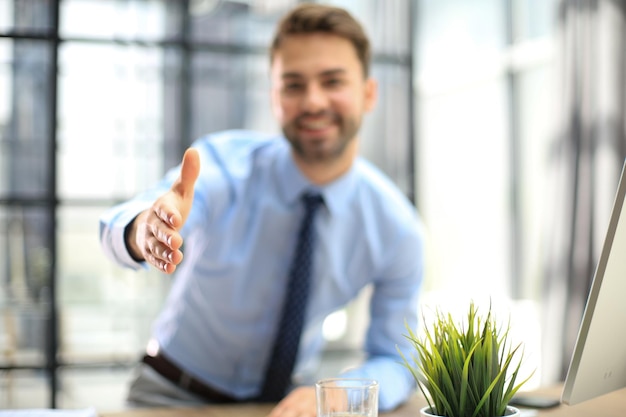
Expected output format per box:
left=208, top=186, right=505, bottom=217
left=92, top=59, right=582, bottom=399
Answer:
left=258, top=193, right=324, bottom=401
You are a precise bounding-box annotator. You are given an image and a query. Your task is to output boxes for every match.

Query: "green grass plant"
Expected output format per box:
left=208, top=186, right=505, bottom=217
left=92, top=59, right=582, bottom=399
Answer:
left=399, top=302, right=534, bottom=417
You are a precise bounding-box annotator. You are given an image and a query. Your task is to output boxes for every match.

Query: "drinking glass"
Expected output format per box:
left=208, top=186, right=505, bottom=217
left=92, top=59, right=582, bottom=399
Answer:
left=315, top=378, right=379, bottom=417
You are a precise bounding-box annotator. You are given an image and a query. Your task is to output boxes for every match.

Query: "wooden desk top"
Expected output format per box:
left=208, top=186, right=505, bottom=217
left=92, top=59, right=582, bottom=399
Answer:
left=100, top=386, right=626, bottom=417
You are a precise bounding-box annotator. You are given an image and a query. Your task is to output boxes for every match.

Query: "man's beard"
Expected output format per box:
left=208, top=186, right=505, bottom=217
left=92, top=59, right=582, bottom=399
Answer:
left=282, top=110, right=361, bottom=163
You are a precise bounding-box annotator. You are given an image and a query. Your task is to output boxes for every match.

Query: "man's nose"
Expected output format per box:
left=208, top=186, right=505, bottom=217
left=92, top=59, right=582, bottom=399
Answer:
left=301, top=83, right=328, bottom=112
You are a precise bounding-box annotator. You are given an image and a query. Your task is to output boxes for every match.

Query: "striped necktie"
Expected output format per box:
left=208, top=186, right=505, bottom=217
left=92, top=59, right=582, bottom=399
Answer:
left=258, top=192, right=324, bottom=401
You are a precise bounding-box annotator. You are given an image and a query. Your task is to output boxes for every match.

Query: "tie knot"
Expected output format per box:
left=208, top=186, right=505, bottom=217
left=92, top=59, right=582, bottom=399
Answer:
left=302, top=193, right=324, bottom=212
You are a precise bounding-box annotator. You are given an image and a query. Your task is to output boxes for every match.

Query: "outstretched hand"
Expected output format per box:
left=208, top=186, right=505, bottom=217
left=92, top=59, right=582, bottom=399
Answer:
left=126, top=148, right=201, bottom=273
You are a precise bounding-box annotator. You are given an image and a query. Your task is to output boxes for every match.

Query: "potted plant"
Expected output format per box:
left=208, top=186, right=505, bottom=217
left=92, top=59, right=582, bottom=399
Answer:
left=399, top=301, right=534, bottom=417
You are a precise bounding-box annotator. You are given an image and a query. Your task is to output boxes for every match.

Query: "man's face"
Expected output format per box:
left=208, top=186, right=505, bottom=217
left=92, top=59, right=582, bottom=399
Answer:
left=270, top=33, right=377, bottom=165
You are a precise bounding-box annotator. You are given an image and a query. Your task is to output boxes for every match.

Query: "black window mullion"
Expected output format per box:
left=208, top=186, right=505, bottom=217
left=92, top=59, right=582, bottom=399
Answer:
left=47, top=0, right=60, bottom=408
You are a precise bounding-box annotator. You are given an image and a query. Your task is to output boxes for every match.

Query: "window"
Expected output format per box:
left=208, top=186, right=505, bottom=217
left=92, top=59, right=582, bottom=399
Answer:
left=414, top=0, right=560, bottom=388
left=0, top=0, right=414, bottom=409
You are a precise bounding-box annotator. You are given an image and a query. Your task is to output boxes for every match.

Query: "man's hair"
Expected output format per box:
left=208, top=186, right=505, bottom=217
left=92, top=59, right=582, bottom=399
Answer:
left=270, top=3, right=371, bottom=77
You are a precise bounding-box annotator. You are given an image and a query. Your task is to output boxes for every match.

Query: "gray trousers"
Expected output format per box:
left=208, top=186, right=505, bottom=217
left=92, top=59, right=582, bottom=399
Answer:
left=125, top=362, right=208, bottom=408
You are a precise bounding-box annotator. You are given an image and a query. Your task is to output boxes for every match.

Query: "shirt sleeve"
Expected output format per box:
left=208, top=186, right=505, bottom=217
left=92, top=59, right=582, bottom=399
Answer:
left=340, top=221, right=425, bottom=411
left=98, top=141, right=201, bottom=270
left=98, top=131, right=267, bottom=271
left=339, top=355, right=416, bottom=412
left=99, top=199, right=152, bottom=270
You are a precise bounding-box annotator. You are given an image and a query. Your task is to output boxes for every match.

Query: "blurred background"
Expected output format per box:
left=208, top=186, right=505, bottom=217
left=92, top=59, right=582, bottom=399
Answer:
left=1, top=0, right=625, bottom=411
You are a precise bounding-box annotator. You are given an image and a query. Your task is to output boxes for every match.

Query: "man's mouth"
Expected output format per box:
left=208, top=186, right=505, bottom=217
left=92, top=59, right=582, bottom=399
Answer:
left=300, top=119, right=333, bottom=131
left=297, top=112, right=338, bottom=132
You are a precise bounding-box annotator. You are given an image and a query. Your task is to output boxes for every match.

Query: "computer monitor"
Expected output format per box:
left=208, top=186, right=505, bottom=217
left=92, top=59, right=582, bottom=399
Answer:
left=561, top=160, right=626, bottom=405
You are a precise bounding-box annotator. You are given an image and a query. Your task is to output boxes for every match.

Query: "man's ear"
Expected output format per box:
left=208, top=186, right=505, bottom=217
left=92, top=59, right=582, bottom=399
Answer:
left=364, top=77, right=378, bottom=112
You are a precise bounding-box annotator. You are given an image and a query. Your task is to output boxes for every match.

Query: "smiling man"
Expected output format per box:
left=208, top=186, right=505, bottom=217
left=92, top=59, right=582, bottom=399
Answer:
left=99, top=4, right=425, bottom=417
left=271, top=31, right=375, bottom=179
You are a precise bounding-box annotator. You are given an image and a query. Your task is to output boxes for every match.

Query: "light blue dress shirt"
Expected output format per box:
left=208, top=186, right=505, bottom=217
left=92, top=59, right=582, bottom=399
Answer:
left=99, top=130, right=425, bottom=411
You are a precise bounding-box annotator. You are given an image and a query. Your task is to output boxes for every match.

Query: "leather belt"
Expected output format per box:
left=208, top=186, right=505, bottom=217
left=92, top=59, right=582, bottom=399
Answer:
left=142, top=353, right=237, bottom=403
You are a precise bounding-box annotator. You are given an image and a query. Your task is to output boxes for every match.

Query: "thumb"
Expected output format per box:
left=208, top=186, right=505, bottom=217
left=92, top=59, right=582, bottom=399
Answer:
left=174, top=147, right=200, bottom=199
left=168, top=148, right=200, bottom=230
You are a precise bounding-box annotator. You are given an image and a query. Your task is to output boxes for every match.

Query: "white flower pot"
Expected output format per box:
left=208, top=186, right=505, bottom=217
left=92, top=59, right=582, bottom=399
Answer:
left=419, top=405, right=521, bottom=417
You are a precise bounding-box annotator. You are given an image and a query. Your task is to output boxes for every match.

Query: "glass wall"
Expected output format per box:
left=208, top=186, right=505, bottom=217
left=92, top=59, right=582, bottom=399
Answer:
left=0, top=0, right=414, bottom=409
left=1, top=0, right=566, bottom=409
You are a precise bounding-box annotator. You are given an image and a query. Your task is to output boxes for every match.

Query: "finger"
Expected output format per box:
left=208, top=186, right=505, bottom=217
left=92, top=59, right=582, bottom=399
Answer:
left=181, top=147, right=200, bottom=187
left=153, top=204, right=184, bottom=241
left=140, top=223, right=181, bottom=262
left=146, top=235, right=184, bottom=265
left=166, top=148, right=201, bottom=230
left=143, top=234, right=183, bottom=274
left=145, top=251, right=178, bottom=274
left=135, top=211, right=182, bottom=262
left=173, top=147, right=200, bottom=200
left=144, top=201, right=183, bottom=247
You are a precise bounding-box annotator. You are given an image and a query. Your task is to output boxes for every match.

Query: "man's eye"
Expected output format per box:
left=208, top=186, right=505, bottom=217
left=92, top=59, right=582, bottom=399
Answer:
left=284, top=83, right=304, bottom=92
left=324, top=79, right=343, bottom=87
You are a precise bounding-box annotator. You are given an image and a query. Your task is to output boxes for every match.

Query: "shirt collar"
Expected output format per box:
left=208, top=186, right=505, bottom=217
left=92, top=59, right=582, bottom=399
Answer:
left=275, top=137, right=358, bottom=215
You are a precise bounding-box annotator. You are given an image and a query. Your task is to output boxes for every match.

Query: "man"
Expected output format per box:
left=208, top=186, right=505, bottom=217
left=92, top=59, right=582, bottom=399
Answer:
left=100, top=3, right=424, bottom=416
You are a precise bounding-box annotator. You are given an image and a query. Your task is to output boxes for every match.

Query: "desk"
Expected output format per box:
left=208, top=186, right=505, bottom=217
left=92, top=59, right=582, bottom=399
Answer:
left=100, top=386, right=626, bottom=417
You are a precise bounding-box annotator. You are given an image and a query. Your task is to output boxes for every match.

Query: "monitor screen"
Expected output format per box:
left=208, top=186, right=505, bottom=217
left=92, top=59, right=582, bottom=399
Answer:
left=561, top=161, right=626, bottom=405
